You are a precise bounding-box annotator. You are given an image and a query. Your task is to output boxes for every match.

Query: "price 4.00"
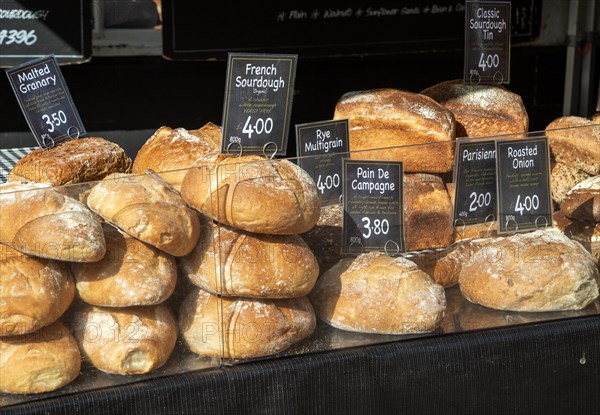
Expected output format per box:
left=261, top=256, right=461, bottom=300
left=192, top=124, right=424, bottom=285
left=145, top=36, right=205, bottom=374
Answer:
left=242, top=116, right=273, bottom=138
left=42, top=110, right=67, bottom=133
left=361, top=217, right=389, bottom=239
left=478, top=53, right=499, bottom=72
left=515, top=194, right=539, bottom=215
left=316, top=174, right=340, bottom=194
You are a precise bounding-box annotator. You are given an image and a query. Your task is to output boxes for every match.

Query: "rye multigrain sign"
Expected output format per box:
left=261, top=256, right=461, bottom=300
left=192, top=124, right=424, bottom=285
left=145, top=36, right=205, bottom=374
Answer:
left=0, top=0, right=92, bottom=67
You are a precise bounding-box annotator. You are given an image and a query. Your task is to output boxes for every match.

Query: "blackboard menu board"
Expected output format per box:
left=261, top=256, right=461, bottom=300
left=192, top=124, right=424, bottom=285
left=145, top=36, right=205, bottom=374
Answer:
left=0, top=0, right=92, bottom=67
left=163, top=0, right=541, bottom=60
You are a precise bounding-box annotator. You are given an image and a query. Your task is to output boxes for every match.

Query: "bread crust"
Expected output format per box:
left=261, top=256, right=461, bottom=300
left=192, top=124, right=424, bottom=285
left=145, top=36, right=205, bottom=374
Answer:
left=546, top=117, right=600, bottom=175
left=560, top=175, right=600, bottom=222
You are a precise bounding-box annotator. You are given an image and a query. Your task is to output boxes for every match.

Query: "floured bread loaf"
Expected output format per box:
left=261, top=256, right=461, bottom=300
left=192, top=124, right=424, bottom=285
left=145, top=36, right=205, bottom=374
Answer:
left=179, top=216, right=319, bottom=298
left=0, top=182, right=106, bottom=262
left=1, top=244, right=74, bottom=336
left=0, top=321, right=80, bottom=394
left=87, top=172, right=200, bottom=256
left=181, top=152, right=320, bottom=235
left=333, top=88, right=456, bottom=173
left=561, top=175, right=600, bottom=222
left=546, top=117, right=600, bottom=175
left=180, top=288, right=316, bottom=359
left=458, top=229, right=600, bottom=311
left=71, top=224, right=177, bottom=307
left=310, top=252, right=446, bottom=334
left=72, top=304, right=177, bottom=375
left=420, top=80, right=528, bottom=138
left=133, top=123, right=221, bottom=190
left=8, top=137, right=131, bottom=186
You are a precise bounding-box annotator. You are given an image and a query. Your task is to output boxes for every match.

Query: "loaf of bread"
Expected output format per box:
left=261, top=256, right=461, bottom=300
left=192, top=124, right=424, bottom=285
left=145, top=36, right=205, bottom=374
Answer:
left=179, top=216, right=319, bottom=298
left=561, top=175, right=600, bottom=222
left=553, top=211, right=600, bottom=267
left=71, top=224, right=177, bottom=307
left=8, top=137, right=131, bottom=186
left=0, top=182, right=106, bottom=262
left=420, top=80, right=528, bottom=138
left=310, top=252, right=446, bottom=334
left=180, top=288, right=316, bottom=359
left=333, top=88, right=456, bottom=173
left=546, top=117, right=600, bottom=176
left=592, top=113, right=600, bottom=124
left=458, top=229, right=600, bottom=311
left=0, top=244, right=74, bottom=336
left=404, top=173, right=454, bottom=251
left=87, top=172, right=200, bottom=256
left=72, top=304, right=177, bottom=375
left=181, top=152, right=321, bottom=235
left=300, top=204, right=344, bottom=274
left=133, top=124, right=221, bottom=190
left=0, top=321, right=80, bottom=394
left=550, top=161, right=592, bottom=206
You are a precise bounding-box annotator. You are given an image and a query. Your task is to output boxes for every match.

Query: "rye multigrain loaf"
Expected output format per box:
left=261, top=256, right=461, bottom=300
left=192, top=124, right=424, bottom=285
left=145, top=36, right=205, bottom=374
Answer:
left=333, top=88, right=456, bottom=173
left=546, top=116, right=600, bottom=176
left=181, top=152, right=320, bottom=235
left=8, top=137, right=131, bottom=186
left=133, top=123, right=221, bottom=190
left=420, top=80, right=528, bottom=138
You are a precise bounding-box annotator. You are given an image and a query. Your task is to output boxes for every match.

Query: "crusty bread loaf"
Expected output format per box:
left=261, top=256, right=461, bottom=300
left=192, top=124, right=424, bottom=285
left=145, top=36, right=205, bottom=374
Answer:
left=310, top=252, right=446, bottom=334
left=179, top=216, right=319, bottom=298
left=561, top=175, right=600, bottom=222
left=180, top=288, right=316, bottom=359
left=71, top=224, right=177, bottom=307
left=404, top=173, right=454, bottom=251
left=0, top=321, right=80, bottom=394
left=87, top=172, right=200, bottom=257
left=72, top=304, right=177, bottom=375
left=592, top=113, right=600, bottom=124
left=550, top=161, right=592, bottom=206
left=181, top=152, right=321, bottom=235
left=0, top=182, right=106, bottom=262
left=0, top=244, right=74, bottom=336
left=8, top=137, right=131, bottom=186
left=458, top=229, right=600, bottom=311
left=333, top=88, right=456, bottom=173
left=553, top=211, right=600, bottom=267
left=420, top=80, right=528, bottom=138
left=546, top=117, right=600, bottom=175
left=132, top=124, right=221, bottom=190
left=300, top=204, right=344, bottom=274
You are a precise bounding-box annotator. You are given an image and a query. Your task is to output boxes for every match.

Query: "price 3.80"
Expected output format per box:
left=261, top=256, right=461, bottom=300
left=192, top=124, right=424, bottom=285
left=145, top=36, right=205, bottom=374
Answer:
left=361, top=217, right=389, bottom=239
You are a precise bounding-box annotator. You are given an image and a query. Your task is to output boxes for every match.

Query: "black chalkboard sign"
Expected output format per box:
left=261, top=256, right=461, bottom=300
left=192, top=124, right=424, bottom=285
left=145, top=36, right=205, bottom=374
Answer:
left=6, top=55, right=86, bottom=148
left=495, top=137, right=552, bottom=234
left=296, top=119, right=349, bottom=206
left=464, top=1, right=511, bottom=84
left=453, top=139, right=497, bottom=227
left=342, top=159, right=404, bottom=255
left=0, top=0, right=92, bottom=68
left=163, top=0, right=540, bottom=60
left=221, top=53, right=297, bottom=156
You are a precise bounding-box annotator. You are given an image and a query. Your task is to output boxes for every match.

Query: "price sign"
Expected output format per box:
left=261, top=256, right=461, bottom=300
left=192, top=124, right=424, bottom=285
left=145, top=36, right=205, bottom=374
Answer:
left=5, top=55, right=86, bottom=148
left=296, top=119, right=349, bottom=206
left=495, top=137, right=552, bottom=233
left=464, top=1, right=511, bottom=84
left=453, top=139, right=497, bottom=227
left=221, top=53, right=297, bottom=156
left=342, top=159, right=404, bottom=254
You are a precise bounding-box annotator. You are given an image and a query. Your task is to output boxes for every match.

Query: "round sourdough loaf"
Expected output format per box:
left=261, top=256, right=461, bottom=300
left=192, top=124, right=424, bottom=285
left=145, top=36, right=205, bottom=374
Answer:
left=310, top=252, right=446, bottom=335
left=0, top=321, right=81, bottom=394
left=420, top=80, right=528, bottom=138
left=72, top=304, right=177, bottom=375
left=0, top=244, right=74, bottom=336
left=179, top=216, right=319, bottom=298
left=71, top=224, right=177, bottom=307
left=132, top=123, right=221, bottom=190
left=332, top=88, right=456, bottom=173
left=87, top=172, right=200, bottom=256
left=179, top=288, right=316, bottom=359
left=0, top=182, right=106, bottom=262
left=458, top=229, right=600, bottom=311
left=181, top=152, right=320, bottom=235
left=7, top=137, right=132, bottom=186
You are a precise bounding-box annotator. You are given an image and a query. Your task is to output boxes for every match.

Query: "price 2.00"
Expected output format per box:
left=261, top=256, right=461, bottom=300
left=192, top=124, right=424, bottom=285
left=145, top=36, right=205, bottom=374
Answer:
left=316, top=174, right=340, bottom=194
left=0, top=29, right=37, bottom=46
left=42, top=111, right=67, bottom=133
left=361, top=217, right=389, bottom=239
left=242, top=116, right=273, bottom=138
left=469, top=191, right=492, bottom=212
left=478, top=53, right=499, bottom=72
left=515, top=194, right=539, bottom=215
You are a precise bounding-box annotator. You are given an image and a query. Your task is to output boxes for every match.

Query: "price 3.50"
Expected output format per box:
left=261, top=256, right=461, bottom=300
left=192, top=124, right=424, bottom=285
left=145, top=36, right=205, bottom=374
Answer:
left=361, top=217, right=389, bottom=239
left=42, top=110, right=67, bottom=133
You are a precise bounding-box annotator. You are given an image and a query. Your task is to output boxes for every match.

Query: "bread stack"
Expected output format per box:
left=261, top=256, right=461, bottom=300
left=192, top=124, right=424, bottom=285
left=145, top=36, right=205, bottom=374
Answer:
left=178, top=152, right=320, bottom=359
